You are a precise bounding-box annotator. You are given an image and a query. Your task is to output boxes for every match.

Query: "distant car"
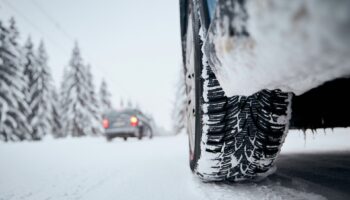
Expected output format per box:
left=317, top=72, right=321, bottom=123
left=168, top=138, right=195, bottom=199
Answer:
left=102, top=109, right=153, bottom=141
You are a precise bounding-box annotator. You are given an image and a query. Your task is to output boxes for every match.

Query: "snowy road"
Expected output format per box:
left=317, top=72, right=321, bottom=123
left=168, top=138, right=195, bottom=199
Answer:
left=1, top=129, right=350, bottom=200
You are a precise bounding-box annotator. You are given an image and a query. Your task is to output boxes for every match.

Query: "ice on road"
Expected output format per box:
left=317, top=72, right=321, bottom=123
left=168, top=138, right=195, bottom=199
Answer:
left=1, top=129, right=350, bottom=200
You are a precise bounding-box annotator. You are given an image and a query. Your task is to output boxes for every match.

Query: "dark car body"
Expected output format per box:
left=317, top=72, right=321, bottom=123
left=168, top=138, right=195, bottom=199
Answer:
left=103, top=109, right=153, bottom=141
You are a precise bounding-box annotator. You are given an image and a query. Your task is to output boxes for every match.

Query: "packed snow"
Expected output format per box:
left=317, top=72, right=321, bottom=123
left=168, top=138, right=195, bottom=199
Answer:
left=1, top=128, right=350, bottom=200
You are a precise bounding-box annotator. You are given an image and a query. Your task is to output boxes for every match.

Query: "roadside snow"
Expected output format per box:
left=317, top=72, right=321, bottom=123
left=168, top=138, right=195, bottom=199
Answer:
left=282, top=128, right=350, bottom=153
left=0, top=136, right=201, bottom=200
left=1, top=129, right=350, bottom=200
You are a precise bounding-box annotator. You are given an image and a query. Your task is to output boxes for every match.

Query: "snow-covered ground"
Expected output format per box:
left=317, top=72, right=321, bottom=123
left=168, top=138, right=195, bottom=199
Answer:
left=1, top=129, right=350, bottom=200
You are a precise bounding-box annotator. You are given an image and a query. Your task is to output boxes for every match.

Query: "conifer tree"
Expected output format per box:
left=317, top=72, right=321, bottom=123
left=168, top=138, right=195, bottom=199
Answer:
left=24, top=40, right=55, bottom=140
left=0, top=18, right=31, bottom=141
left=61, top=43, right=102, bottom=137
left=84, top=64, right=102, bottom=135
left=51, top=86, right=63, bottom=137
left=99, top=79, right=112, bottom=112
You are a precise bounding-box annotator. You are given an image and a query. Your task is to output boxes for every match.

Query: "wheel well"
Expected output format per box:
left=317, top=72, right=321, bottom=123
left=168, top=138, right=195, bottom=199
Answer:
left=290, top=77, right=350, bottom=130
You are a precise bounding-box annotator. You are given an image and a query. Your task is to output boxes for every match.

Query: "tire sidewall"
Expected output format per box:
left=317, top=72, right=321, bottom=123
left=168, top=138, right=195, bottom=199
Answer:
left=187, top=1, right=204, bottom=172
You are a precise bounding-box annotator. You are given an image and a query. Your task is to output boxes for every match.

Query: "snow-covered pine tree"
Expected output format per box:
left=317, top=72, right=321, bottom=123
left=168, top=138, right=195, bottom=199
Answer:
left=59, top=67, right=70, bottom=137
left=23, top=37, right=36, bottom=103
left=61, top=43, right=101, bottom=137
left=99, top=79, right=112, bottom=112
left=23, top=40, right=56, bottom=140
left=23, top=37, right=43, bottom=140
left=51, top=86, right=63, bottom=138
left=60, top=43, right=87, bottom=137
left=84, top=64, right=102, bottom=135
left=0, top=18, right=32, bottom=141
left=37, top=41, right=63, bottom=138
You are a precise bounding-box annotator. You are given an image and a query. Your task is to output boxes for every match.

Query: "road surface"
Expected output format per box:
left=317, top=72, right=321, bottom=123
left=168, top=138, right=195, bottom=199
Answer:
left=0, top=129, right=349, bottom=200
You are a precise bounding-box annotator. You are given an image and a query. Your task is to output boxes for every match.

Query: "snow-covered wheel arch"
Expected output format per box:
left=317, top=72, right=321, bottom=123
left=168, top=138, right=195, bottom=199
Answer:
left=204, top=0, right=350, bottom=97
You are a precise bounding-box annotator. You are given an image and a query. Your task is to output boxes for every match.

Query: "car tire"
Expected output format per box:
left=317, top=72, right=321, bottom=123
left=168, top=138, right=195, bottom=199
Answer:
left=184, top=1, right=292, bottom=181
left=149, top=130, right=153, bottom=139
left=137, top=131, right=142, bottom=140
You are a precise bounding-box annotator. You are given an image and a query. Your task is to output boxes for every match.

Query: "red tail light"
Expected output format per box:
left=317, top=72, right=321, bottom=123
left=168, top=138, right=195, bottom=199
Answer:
left=130, top=116, right=138, bottom=127
left=103, top=119, right=109, bottom=128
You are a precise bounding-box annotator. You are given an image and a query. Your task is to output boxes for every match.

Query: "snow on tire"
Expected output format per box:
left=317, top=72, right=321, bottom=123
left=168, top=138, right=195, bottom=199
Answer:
left=197, top=66, right=292, bottom=181
left=184, top=0, right=293, bottom=182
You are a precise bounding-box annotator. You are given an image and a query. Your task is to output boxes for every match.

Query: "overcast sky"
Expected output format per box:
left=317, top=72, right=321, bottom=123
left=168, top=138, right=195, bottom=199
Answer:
left=0, top=0, right=182, bottom=131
